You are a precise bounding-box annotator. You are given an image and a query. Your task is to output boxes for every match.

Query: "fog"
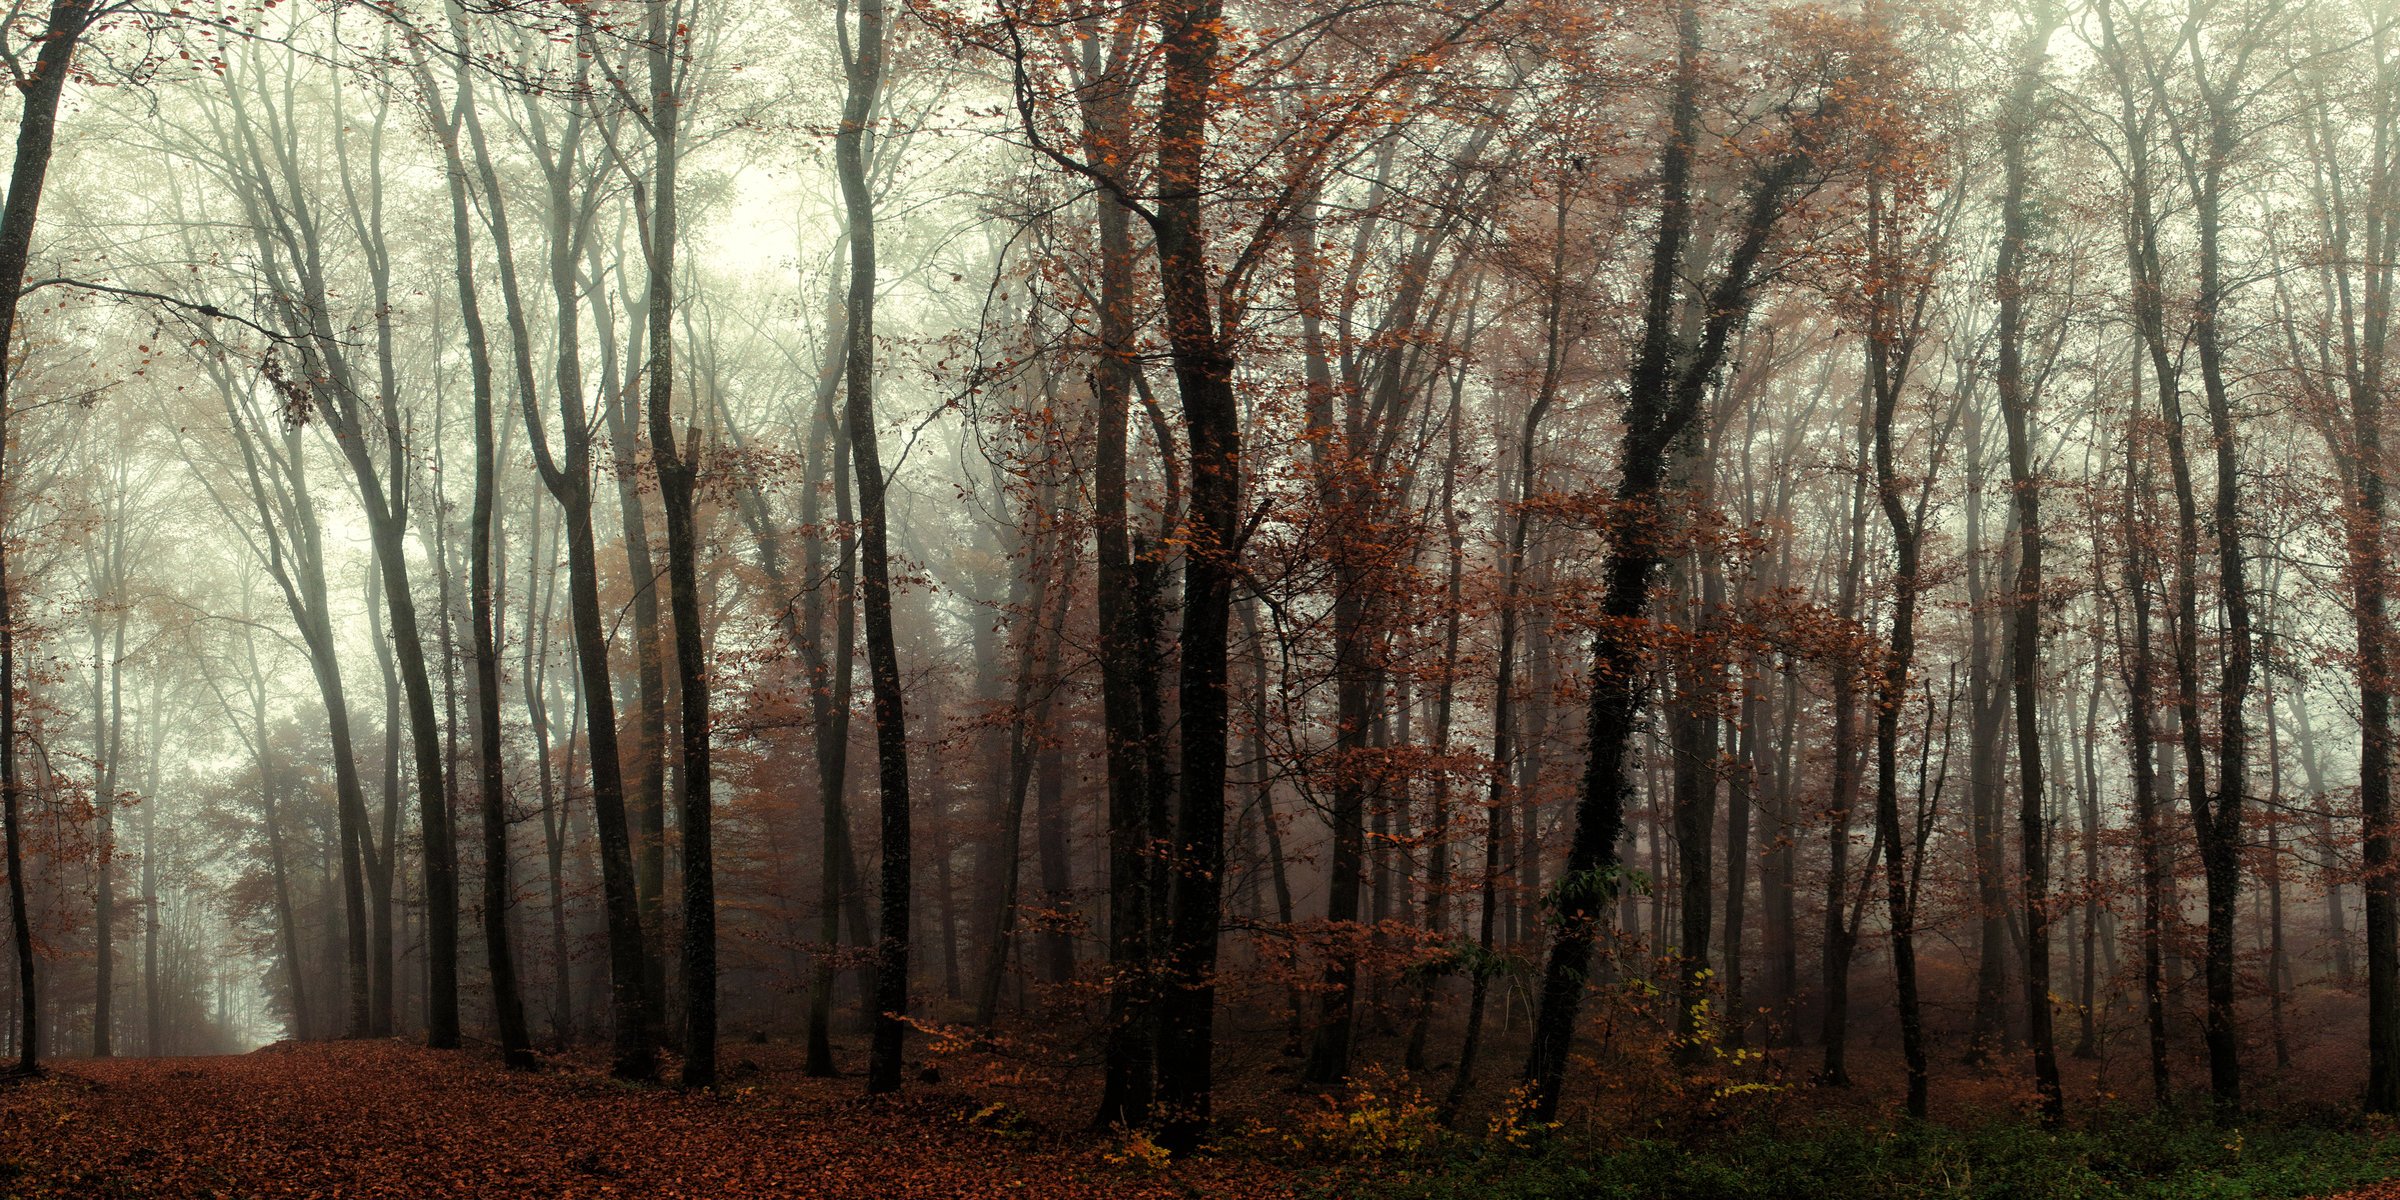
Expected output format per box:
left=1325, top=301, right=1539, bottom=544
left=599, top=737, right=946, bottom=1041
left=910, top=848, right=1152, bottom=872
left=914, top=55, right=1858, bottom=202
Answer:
left=0, top=0, right=2386, bottom=1152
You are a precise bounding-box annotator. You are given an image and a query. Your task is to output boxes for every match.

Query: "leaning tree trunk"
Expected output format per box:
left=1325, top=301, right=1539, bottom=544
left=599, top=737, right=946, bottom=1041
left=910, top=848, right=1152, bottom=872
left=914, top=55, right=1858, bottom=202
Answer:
left=0, top=0, right=98, bottom=1076
left=1526, top=0, right=1805, bottom=1119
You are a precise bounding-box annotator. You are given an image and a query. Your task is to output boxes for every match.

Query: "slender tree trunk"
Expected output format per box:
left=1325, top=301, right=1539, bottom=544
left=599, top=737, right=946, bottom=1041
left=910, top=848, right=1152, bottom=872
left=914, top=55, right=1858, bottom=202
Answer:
left=632, top=3, right=716, bottom=1089
left=974, top=510, right=1073, bottom=1026
left=1995, top=1, right=2063, bottom=1122
left=512, top=24, right=658, bottom=1074
left=1822, top=389, right=1872, bottom=1084
left=1965, top=405, right=2011, bottom=1061
left=2185, top=60, right=2253, bottom=1117
left=804, top=358, right=860, bottom=1075
left=607, top=331, right=672, bottom=1044
left=140, top=684, right=159, bottom=1054
left=836, top=0, right=911, bottom=1096
left=1866, top=173, right=1930, bottom=1122
left=1410, top=361, right=1468, bottom=1073
left=2312, top=40, right=2400, bottom=1110
left=2123, top=364, right=2172, bottom=1105
left=90, top=576, right=124, bottom=1057
left=417, top=43, right=533, bottom=1069
left=2076, top=633, right=2105, bottom=1059
left=1454, top=214, right=1564, bottom=1101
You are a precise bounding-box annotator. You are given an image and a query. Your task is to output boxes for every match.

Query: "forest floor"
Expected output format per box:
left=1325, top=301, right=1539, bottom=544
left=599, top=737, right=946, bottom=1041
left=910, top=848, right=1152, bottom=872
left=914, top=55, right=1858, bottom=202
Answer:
left=6, top=1034, right=2400, bottom=1198
left=0, top=1040, right=1302, bottom=1199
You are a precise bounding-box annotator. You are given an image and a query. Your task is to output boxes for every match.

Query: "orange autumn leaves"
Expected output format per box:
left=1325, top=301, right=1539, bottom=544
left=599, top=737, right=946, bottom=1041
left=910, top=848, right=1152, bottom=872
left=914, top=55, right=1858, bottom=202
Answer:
left=0, top=1042, right=1304, bottom=1199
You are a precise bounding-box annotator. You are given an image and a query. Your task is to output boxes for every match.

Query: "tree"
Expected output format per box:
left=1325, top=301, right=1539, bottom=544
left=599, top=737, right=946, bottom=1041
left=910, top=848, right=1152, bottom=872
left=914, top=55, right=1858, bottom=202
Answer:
left=835, top=0, right=914, bottom=1097
left=0, top=0, right=125, bottom=1071
left=1994, top=0, right=2064, bottom=1125
left=1524, top=0, right=1828, bottom=1121
left=412, top=28, right=534, bottom=1069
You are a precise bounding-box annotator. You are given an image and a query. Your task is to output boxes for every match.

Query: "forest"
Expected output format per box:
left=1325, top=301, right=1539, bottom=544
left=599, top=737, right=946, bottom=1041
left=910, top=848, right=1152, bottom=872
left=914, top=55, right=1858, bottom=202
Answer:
left=0, top=0, right=2390, bottom=1195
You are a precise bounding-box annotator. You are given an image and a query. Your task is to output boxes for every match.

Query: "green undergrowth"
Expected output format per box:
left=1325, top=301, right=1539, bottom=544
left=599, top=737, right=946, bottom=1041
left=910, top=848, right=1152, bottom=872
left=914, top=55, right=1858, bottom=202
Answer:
left=1304, top=1104, right=2400, bottom=1200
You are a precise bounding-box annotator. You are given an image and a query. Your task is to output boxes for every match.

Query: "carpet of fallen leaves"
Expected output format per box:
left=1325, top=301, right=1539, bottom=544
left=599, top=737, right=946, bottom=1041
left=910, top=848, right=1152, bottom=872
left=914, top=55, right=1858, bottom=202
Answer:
left=0, top=1041, right=1306, bottom=1199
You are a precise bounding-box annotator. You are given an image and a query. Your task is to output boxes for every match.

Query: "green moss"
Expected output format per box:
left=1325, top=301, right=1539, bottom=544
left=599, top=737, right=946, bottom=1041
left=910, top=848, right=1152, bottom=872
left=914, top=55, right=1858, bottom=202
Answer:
left=1313, top=1107, right=2400, bottom=1199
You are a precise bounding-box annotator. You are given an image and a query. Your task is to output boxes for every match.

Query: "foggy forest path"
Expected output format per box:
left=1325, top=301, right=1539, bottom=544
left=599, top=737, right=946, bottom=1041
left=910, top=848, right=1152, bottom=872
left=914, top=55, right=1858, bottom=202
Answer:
left=0, top=1041, right=1298, bottom=1198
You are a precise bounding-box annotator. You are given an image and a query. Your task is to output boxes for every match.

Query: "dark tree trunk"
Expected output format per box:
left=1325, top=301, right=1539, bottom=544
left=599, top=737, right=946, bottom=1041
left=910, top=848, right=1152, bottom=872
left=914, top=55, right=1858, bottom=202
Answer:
left=836, top=0, right=911, bottom=1097
left=1525, top=0, right=1806, bottom=1118
left=1864, top=169, right=1934, bottom=1121
left=2181, top=52, right=2254, bottom=1117
left=630, top=4, right=716, bottom=1090
left=421, top=49, right=534, bottom=1069
left=1148, top=0, right=1241, bottom=1151
left=0, top=0, right=97, bottom=1076
left=1819, top=386, right=1871, bottom=1083
left=1083, top=17, right=1162, bottom=1126
left=1995, top=1, right=2063, bottom=1122
left=516, top=18, right=658, bottom=1077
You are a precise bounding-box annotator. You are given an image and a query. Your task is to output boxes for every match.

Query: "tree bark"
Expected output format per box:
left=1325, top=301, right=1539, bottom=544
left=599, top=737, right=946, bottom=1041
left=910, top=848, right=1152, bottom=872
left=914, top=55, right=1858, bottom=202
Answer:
left=836, top=0, right=911, bottom=1097
left=0, top=0, right=100, bottom=1074
left=1995, top=0, right=2063, bottom=1123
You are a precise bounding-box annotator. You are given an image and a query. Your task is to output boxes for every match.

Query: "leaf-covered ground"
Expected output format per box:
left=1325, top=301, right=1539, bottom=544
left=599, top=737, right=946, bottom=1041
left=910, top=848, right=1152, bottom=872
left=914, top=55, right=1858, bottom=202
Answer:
left=0, top=1042, right=1301, bottom=1199
left=10, top=1038, right=2400, bottom=1199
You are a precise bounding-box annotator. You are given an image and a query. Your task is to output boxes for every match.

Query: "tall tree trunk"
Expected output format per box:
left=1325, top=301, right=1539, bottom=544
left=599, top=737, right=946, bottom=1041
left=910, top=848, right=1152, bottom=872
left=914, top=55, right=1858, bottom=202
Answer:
left=836, top=0, right=911, bottom=1097
left=2183, top=47, right=2253, bottom=1117
left=89, top=555, right=125, bottom=1057
left=366, top=558, right=400, bottom=1038
left=1294, top=188, right=1369, bottom=1089
left=518, top=18, right=657, bottom=1077
left=525, top=511, right=576, bottom=1045
left=1964, top=402, right=2011, bottom=1061
left=1150, top=0, right=1241, bottom=1151
left=140, top=679, right=160, bottom=1054
left=2306, top=33, right=2399, bottom=1111
left=1453, top=205, right=1564, bottom=1103
left=632, top=0, right=716, bottom=1090
left=974, top=506, right=1073, bottom=1026
left=1083, top=16, right=1162, bottom=1127
left=1669, top=459, right=1726, bottom=1065
left=2076, top=632, right=2105, bottom=1059
left=417, top=40, right=535, bottom=1069
left=1525, top=0, right=1805, bottom=1118
left=1724, top=640, right=1759, bottom=1047
left=803, top=341, right=860, bottom=1075
left=1866, top=172, right=1931, bottom=1121
left=0, top=0, right=98, bottom=1075
left=597, top=218, right=670, bottom=1034
left=1822, top=387, right=1872, bottom=1084
left=1409, top=357, right=1468, bottom=1074
left=1995, top=0, right=2063, bottom=1123
left=2123, top=359, right=2172, bottom=1105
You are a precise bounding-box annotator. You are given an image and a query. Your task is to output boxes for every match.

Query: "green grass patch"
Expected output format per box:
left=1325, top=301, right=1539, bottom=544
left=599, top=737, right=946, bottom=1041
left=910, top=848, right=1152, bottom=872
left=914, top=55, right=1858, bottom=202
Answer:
left=1313, top=1108, right=2400, bottom=1199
